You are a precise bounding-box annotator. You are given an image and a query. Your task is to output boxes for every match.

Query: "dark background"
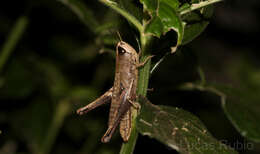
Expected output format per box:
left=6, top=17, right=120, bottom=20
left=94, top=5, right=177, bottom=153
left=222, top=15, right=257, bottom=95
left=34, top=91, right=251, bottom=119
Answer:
left=0, top=0, right=260, bottom=154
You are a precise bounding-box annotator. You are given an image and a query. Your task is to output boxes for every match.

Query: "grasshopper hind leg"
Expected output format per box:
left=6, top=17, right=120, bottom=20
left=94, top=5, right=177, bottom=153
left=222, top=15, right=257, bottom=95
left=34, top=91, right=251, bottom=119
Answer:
left=77, top=87, right=113, bottom=115
left=101, top=98, right=131, bottom=143
left=120, top=109, right=131, bottom=141
left=101, top=109, right=131, bottom=143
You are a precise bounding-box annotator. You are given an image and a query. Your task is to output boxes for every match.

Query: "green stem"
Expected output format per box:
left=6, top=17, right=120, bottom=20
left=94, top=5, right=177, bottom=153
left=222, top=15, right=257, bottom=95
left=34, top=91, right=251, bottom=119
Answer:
left=179, top=0, right=223, bottom=15
left=99, top=0, right=143, bottom=33
left=0, top=16, right=28, bottom=72
left=119, top=33, right=152, bottom=154
left=38, top=100, right=71, bottom=154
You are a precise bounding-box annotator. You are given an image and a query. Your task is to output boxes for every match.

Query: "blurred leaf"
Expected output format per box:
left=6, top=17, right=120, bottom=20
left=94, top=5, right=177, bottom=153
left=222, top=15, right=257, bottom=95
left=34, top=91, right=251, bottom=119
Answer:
left=10, top=97, right=71, bottom=154
left=136, top=96, right=237, bottom=154
left=34, top=60, right=69, bottom=99
left=179, top=53, right=260, bottom=142
left=58, top=0, right=99, bottom=33
left=77, top=119, right=105, bottom=154
left=180, top=82, right=260, bottom=143
left=217, top=85, right=260, bottom=143
left=50, top=35, right=100, bottom=63
left=10, top=98, right=52, bottom=152
left=100, top=0, right=142, bottom=32
left=68, top=86, right=98, bottom=103
left=226, top=57, right=260, bottom=93
left=0, top=59, right=37, bottom=99
left=118, top=0, right=143, bottom=22
left=39, top=99, right=71, bottom=154
left=141, top=0, right=184, bottom=53
left=0, top=16, right=28, bottom=72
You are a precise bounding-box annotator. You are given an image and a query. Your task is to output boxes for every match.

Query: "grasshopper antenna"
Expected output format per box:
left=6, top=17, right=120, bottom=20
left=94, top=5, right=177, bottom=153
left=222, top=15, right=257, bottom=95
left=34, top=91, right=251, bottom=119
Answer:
left=116, top=31, right=123, bottom=42
left=134, top=35, right=141, bottom=55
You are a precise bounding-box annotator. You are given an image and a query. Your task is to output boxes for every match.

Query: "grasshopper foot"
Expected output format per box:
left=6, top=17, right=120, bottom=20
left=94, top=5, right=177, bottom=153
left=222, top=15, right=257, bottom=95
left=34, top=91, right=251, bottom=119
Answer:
left=137, top=55, right=154, bottom=68
left=128, top=99, right=141, bottom=111
left=77, top=107, right=90, bottom=115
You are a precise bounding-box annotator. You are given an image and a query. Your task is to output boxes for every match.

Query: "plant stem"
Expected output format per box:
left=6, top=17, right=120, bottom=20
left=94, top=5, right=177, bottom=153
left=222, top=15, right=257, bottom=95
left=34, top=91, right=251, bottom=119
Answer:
left=137, top=32, right=151, bottom=95
left=179, top=0, right=223, bottom=15
left=0, top=16, right=28, bottom=72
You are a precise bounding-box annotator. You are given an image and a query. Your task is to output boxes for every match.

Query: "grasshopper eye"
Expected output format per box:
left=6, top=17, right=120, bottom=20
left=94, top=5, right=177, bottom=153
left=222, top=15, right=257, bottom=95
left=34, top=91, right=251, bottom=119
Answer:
left=118, top=46, right=126, bottom=54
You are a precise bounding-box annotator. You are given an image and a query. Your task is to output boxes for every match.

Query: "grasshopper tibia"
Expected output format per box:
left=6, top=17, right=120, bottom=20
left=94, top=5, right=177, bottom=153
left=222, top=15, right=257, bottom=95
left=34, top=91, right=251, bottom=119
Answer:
left=77, top=88, right=113, bottom=115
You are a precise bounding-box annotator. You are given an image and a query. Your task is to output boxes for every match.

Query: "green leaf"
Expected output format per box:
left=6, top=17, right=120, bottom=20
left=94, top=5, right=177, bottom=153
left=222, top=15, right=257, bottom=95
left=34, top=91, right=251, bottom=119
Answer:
left=180, top=82, right=260, bottom=142
left=179, top=0, right=222, bottom=15
left=178, top=0, right=224, bottom=44
left=218, top=86, right=260, bottom=143
left=181, top=5, right=214, bottom=45
left=178, top=47, right=260, bottom=142
left=141, top=0, right=184, bottom=53
left=136, top=96, right=237, bottom=154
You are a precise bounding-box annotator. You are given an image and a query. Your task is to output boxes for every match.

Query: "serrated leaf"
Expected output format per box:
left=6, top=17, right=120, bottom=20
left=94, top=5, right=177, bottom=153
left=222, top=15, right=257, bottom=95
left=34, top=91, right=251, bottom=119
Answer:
left=141, top=0, right=184, bottom=53
left=136, top=96, right=237, bottom=154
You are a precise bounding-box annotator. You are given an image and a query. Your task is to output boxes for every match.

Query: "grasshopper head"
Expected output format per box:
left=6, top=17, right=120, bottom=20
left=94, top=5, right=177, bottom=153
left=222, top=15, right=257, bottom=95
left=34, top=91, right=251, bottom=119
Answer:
left=116, top=41, right=139, bottom=62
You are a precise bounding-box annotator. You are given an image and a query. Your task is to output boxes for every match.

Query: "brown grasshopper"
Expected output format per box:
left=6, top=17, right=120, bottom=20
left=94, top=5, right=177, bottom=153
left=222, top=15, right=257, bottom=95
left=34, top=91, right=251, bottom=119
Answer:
left=77, top=40, right=152, bottom=143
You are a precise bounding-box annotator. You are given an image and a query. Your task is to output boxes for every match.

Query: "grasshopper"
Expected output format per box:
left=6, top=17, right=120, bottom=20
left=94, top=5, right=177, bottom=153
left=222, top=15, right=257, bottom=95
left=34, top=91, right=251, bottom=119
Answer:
left=77, top=40, right=152, bottom=143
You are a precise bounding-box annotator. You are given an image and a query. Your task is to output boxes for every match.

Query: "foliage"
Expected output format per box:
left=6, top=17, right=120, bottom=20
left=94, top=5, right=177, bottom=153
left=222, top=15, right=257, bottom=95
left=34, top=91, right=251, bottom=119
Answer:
left=0, top=0, right=260, bottom=154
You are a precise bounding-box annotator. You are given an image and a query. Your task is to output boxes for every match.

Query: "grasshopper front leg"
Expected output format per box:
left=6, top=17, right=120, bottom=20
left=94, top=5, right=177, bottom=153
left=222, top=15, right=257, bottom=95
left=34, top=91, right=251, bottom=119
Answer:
left=77, top=87, right=113, bottom=115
